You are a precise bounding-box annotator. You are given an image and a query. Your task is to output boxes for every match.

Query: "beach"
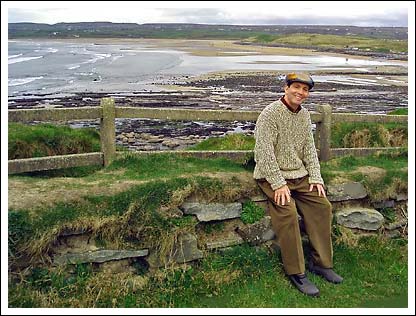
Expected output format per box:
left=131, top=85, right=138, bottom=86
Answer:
left=8, top=38, right=408, bottom=151
left=8, top=38, right=407, bottom=96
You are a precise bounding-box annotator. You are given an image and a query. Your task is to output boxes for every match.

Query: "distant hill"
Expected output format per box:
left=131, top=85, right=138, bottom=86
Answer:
left=8, top=22, right=408, bottom=40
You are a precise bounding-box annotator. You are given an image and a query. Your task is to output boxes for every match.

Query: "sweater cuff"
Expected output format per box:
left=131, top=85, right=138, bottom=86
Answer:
left=270, top=179, right=287, bottom=191
left=308, top=176, right=324, bottom=185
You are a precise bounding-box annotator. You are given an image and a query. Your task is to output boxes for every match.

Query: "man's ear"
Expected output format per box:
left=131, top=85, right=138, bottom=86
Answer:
left=284, top=85, right=289, bottom=93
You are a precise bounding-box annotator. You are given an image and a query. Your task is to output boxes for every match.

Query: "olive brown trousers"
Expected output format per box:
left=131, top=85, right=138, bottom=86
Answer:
left=256, top=176, right=333, bottom=275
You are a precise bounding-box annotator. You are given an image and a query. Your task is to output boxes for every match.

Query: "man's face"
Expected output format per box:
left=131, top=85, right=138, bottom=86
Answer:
left=284, top=82, right=310, bottom=108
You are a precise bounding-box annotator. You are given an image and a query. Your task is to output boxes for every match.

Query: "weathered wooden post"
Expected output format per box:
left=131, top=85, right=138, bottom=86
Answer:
left=100, top=97, right=116, bottom=167
left=316, top=104, right=332, bottom=161
left=314, top=121, right=321, bottom=151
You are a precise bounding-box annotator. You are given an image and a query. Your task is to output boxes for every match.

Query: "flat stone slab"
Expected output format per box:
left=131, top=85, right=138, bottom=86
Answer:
left=170, top=233, right=204, bottom=263
left=335, top=207, right=384, bottom=231
left=235, top=216, right=275, bottom=246
left=392, top=193, right=408, bottom=201
left=147, top=233, right=203, bottom=268
left=53, top=249, right=149, bottom=265
left=250, top=195, right=268, bottom=202
left=327, top=182, right=368, bottom=202
left=181, top=202, right=242, bottom=222
left=372, top=200, right=395, bottom=209
left=205, top=232, right=244, bottom=250
left=385, top=219, right=407, bottom=230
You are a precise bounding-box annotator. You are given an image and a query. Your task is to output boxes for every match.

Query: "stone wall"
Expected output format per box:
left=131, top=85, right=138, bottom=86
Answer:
left=51, top=181, right=407, bottom=272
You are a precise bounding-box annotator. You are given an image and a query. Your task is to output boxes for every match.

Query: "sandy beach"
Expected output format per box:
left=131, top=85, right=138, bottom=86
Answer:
left=8, top=38, right=408, bottom=152
left=32, top=37, right=409, bottom=61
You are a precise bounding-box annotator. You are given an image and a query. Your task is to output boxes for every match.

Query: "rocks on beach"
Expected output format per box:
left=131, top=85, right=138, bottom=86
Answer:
left=8, top=71, right=407, bottom=152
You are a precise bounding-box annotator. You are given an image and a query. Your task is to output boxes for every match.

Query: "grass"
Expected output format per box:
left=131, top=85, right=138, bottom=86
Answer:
left=8, top=174, right=253, bottom=266
left=321, top=150, right=408, bottom=174
left=378, top=208, right=397, bottom=224
left=7, top=153, right=408, bottom=308
left=189, top=133, right=255, bottom=151
left=7, top=126, right=409, bottom=308
left=388, top=108, right=408, bottom=115
left=195, top=239, right=407, bottom=308
left=320, top=150, right=408, bottom=201
left=240, top=200, right=265, bottom=224
left=106, top=153, right=249, bottom=180
left=249, top=33, right=408, bottom=53
left=10, top=153, right=250, bottom=182
left=8, top=236, right=408, bottom=308
left=188, top=121, right=407, bottom=153
left=8, top=122, right=101, bottom=159
left=8, top=119, right=407, bottom=164
left=9, top=148, right=407, bottom=209
left=331, top=122, right=407, bottom=148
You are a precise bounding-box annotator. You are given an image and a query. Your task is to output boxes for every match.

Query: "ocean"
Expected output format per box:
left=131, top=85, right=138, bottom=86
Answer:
left=8, top=39, right=407, bottom=97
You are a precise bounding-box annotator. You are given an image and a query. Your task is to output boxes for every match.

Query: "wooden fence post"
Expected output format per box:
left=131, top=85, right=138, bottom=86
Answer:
left=100, top=98, right=116, bottom=167
left=316, top=104, right=332, bottom=161
left=314, top=122, right=321, bottom=151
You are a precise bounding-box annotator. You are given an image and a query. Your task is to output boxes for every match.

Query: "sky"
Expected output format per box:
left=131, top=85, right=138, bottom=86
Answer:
left=3, top=1, right=413, bottom=27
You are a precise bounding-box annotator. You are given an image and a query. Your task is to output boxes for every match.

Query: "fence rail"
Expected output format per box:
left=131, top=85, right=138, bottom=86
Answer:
left=8, top=107, right=102, bottom=122
left=8, top=98, right=407, bottom=174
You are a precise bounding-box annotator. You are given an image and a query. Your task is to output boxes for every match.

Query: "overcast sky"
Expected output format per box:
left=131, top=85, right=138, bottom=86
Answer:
left=4, top=1, right=413, bottom=27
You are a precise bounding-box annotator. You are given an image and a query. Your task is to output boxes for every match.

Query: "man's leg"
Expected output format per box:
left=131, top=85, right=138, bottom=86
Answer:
left=290, top=177, right=343, bottom=284
left=290, top=176, right=333, bottom=268
left=256, top=179, right=305, bottom=275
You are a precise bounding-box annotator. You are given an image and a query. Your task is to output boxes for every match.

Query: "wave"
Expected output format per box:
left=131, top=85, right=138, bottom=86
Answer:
left=46, top=48, right=58, bottom=53
left=8, top=55, right=43, bottom=65
left=8, top=53, right=23, bottom=59
left=8, top=76, right=44, bottom=87
left=110, top=54, right=124, bottom=63
left=67, top=65, right=81, bottom=70
left=66, top=52, right=112, bottom=70
left=74, top=72, right=95, bottom=76
left=83, top=53, right=112, bottom=65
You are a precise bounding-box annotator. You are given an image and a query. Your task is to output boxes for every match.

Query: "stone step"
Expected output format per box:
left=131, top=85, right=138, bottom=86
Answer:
left=53, top=249, right=149, bottom=266
left=147, top=233, right=203, bottom=268
left=327, top=182, right=368, bottom=202
left=335, top=207, right=384, bottom=230
left=205, top=231, right=244, bottom=250
left=181, top=202, right=242, bottom=222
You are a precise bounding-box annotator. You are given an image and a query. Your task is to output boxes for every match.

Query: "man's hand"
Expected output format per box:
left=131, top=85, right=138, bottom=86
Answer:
left=309, top=183, right=326, bottom=197
left=274, top=185, right=291, bottom=205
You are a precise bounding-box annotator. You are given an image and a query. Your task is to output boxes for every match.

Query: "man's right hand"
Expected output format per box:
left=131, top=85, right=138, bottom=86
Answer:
left=274, top=185, right=291, bottom=206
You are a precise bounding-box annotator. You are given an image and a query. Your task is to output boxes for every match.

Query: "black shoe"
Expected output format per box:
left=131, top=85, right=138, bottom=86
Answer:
left=288, top=273, right=320, bottom=297
left=308, top=261, right=343, bottom=284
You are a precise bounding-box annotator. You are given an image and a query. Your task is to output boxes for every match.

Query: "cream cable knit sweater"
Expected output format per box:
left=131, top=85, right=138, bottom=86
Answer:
left=253, top=100, right=324, bottom=190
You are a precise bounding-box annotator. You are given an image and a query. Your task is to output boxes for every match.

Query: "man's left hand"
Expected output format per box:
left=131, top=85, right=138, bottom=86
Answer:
left=309, top=183, right=326, bottom=197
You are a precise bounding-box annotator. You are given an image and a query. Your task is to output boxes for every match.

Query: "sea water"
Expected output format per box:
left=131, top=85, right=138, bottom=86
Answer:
left=8, top=39, right=407, bottom=97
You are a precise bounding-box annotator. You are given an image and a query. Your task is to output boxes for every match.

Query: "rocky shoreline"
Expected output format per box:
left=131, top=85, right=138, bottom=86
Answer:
left=8, top=70, right=408, bottom=152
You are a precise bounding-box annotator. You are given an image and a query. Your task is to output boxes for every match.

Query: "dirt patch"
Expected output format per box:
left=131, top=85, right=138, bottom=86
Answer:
left=8, top=177, right=146, bottom=211
left=8, top=171, right=255, bottom=211
left=327, top=176, right=353, bottom=185
left=355, top=166, right=387, bottom=181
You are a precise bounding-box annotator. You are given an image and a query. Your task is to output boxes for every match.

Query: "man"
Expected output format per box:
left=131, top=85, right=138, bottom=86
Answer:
left=253, top=73, right=343, bottom=297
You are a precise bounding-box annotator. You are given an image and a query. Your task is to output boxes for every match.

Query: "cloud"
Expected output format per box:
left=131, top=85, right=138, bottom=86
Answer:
left=152, top=6, right=410, bottom=27
left=159, top=8, right=230, bottom=24
left=8, top=8, right=45, bottom=23
left=5, top=3, right=411, bottom=27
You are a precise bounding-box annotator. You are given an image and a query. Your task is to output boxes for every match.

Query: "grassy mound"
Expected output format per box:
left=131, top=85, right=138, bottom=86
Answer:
left=8, top=123, right=101, bottom=160
left=249, top=33, right=408, bottom=53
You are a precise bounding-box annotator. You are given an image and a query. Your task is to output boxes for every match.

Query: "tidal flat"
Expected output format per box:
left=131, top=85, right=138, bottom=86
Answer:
left=8, top=38, right=408, bottom=151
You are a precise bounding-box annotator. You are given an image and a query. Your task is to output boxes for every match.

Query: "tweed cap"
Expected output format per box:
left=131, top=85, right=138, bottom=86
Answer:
left=285, top=73, right=314, bottom=90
